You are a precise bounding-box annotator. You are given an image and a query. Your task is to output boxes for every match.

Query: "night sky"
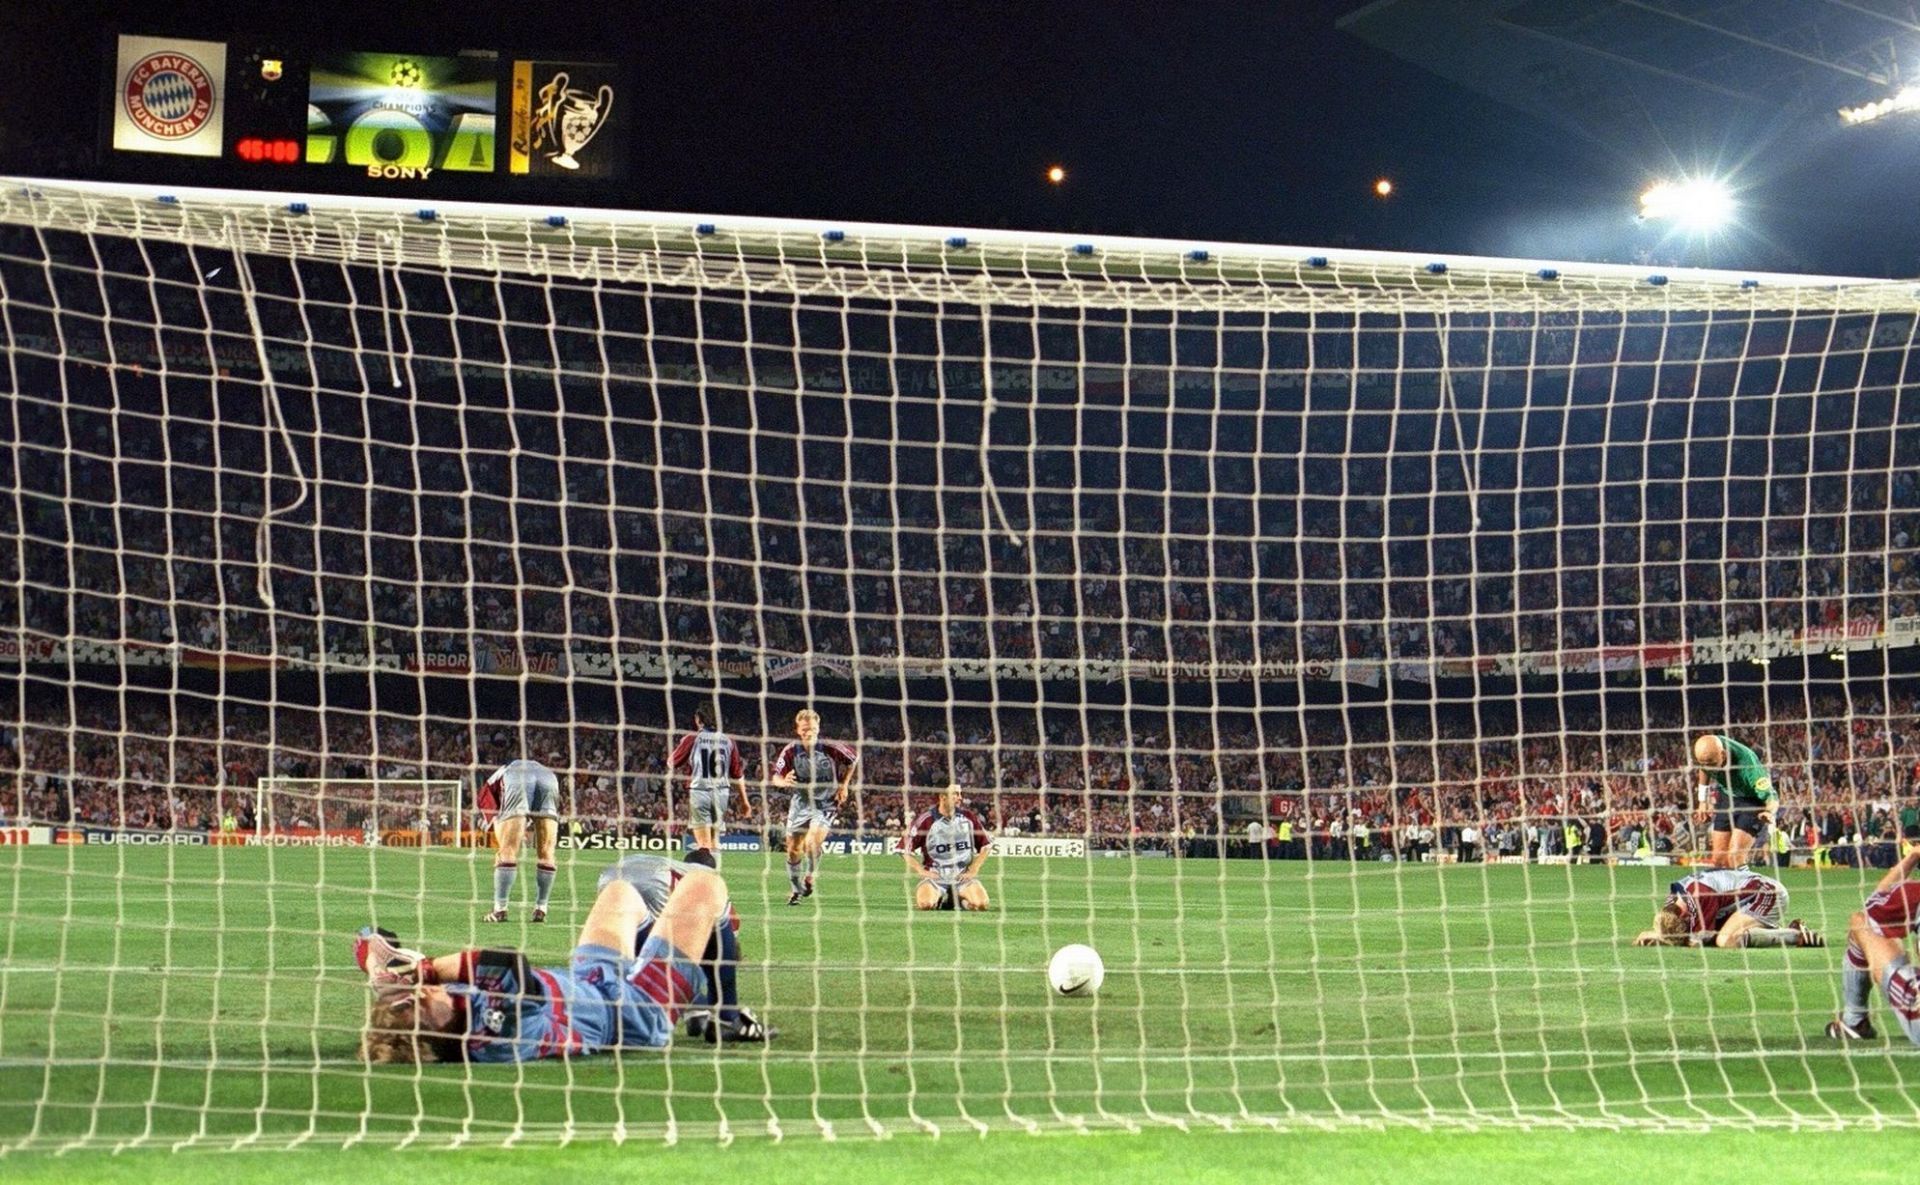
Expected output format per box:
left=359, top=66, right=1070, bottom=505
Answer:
left=1, top=0, right=1914, bottom=276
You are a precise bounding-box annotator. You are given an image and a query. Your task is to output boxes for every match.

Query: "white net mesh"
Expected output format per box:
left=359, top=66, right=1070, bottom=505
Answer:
left=2, top=178, right=1919, bottom=1150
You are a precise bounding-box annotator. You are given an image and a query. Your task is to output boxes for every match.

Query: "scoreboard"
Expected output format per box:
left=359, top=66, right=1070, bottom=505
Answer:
left=105, top=32, right=629, bottom=186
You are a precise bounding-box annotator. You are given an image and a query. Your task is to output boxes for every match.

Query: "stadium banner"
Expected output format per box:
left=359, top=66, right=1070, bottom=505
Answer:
left=80, top=827, right=209, bottom=845
left=716, top=832, right=766, bottom=853
left=994, top=836, right=1088, bottom=858
left=113, top=35, right=227, bottom=157
left=1611, top=855, right=1675, bottom=866
left=561, top=831, right=682, bottom=853
left=0, top=827, right=52, bottom=845
left=245, top=829, right=366, bottom=847
left=18, top=609, right=1920, bottom=684
left=817, top=834, right=903, bottom=856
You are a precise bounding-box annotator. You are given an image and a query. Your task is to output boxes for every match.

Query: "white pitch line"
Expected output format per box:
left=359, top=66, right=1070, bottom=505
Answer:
left=0, top=1046, right=1906, bottom=1072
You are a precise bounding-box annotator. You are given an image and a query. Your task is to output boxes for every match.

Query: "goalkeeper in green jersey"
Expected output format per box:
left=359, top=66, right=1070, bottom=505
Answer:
left=1692, top=734, right=1776, bottom=870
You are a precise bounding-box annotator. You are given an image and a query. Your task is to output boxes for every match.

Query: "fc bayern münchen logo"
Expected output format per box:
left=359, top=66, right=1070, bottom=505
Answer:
left=124, top=51, right=216, bottom=141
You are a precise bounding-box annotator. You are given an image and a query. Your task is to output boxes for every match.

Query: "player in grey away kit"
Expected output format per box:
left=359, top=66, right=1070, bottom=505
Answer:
left=667, top=702, right=750, bottom=863
left=596, top=854, right=776, bottom=1043
left=478, top=757, right=563, bottom=923
left=769, top=709, right=858, bottom=905
left=904, top=784, right=992, bottom=911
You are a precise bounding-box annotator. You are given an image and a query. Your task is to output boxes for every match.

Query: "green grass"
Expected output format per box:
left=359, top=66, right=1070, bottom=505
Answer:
left=0, top=1129, right=1908, bottom=1185
left=3, top=847, right=1917, bottom=1167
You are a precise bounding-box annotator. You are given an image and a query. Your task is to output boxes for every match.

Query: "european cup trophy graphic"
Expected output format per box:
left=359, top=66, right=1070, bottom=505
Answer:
left=531, top=72, right=613, bottom=170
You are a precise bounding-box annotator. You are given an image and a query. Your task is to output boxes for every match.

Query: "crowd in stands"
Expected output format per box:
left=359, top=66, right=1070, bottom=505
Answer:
left=5, top=680, right=1916, bottom=864
left=4, top=223, right=1919, bottom=693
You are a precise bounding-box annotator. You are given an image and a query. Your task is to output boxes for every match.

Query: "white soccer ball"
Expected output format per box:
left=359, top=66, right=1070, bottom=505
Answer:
left=1048, top=943, right=1104, bottom=998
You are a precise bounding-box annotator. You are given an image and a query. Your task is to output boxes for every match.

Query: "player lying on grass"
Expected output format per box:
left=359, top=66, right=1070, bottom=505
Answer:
left=1827, top=845, right=1920, bottom=1042
left=478, top=758, right=563, bottom=923
left=1632, top=867, right=1824, bottom=948
left=769, top=709, right=858, bottom=906
left=1692, top=733, right=1777, bottom=870
left=905, top=784, right=991, bottom=911
left=356, top=863, right=765, bottom=1062
left=596, top=852, right=775, bottom=1043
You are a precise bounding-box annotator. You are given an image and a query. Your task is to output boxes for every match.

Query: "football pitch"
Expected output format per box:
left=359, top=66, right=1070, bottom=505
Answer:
left=3, top=847, right=1916, bottom=1178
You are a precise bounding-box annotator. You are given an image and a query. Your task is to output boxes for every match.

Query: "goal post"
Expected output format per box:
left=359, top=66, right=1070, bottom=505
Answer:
left=2, top=175, right=1920, bottom=1150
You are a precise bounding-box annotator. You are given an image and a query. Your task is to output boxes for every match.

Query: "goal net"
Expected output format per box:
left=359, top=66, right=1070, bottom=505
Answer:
left=254, top=778, right=466, bottom=846
left=1, top=177, right=1918, bottom=1150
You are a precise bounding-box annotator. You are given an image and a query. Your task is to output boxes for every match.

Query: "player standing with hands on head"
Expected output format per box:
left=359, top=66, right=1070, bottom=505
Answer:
left=668, top=702, right=750, bottom=865
left=477, top=757, right=563, bottom=924
left=770, top=709, right=858, bottom=906
left=1691, top=733, right=1776, bottom=869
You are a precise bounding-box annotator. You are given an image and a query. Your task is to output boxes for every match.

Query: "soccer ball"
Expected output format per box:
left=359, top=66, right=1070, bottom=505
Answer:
left=389, top=60, right=423, bottom=89
left=1048, top=943, right=1104, bottom=998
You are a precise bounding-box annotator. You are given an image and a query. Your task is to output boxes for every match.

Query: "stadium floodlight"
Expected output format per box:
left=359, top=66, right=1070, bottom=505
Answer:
left=1839, top=84, right=1920, bottom=126
left=1638, top=177, right=1735, bottom=231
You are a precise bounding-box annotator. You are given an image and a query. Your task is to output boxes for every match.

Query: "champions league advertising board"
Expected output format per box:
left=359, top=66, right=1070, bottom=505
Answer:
left=304, top=50, right=498, bottom=179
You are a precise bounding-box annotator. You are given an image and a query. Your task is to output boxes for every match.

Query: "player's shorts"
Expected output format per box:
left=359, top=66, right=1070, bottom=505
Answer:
left=689, top=787, right=727, bottom=829
left=785, top=800, right=832, bottom=835
left=573, top=936, right=710, bottom=1046
left=921, top=873, right=981, bottom=910
left=1708, top=795, right=1766, bottom=837
left=493, top=773, right=559, bottom=822
left=1881, top=954, right=1920, bottom=1046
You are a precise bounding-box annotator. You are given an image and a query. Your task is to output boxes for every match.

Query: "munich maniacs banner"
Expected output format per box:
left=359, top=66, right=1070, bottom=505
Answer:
left=114, top=35, right=227, bottom=157
left=508, top=60, right=626, bottom=179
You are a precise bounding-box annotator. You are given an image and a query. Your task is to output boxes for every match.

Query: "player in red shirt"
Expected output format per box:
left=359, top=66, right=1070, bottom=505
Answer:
left=1632, top=868, right=1823, bottom=948
left=1828, top=846, right=1920, bottom=1042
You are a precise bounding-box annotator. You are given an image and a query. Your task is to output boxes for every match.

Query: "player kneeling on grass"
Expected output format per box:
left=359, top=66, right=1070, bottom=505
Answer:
left=596, top=851, right=775, bottom=1043
left=1827, top=846, right=1920, bottom=1043
left=1633, top=867, right=1823, bottom=949
left=356, top=863, right=762, bottom=1062
left=905, top=784, right=991, bottom=911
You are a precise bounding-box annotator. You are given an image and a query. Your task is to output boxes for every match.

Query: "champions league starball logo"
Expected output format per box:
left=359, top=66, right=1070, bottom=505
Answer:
left=530, top=72, right=613, bottom=170
left=123, top=51, right=217, bottom=141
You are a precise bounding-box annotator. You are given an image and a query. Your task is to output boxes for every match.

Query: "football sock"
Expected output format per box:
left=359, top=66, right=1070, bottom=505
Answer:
left=1843, top=940, right=1873, bottom=1024
left=493, top=862, right=518, bottom=911
left=1739, top=927, right=1796, bottom=948
left=806, top=850, right=819, bottom=877
left=710, top=921, right=742, bottom=1026
left=787, top=859, right=804, bottom=891
left=535, top=862, right=556, bottom=909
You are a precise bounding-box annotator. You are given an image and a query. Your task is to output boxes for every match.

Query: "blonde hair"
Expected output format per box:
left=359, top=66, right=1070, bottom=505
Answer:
left=360, top=996, right=461, bottom=1065
left=1653, top=905, right=1689, bottom=942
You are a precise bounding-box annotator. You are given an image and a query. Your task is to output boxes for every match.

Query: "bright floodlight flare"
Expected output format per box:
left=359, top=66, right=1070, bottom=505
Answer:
left=1840, top=84, right=1920, bottom=126
left=1046, top=164, right=1066, bottom=185
left=1638, top=177, right=1735, bottom=231
left=1374, top=177, right=1393, bottom=197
